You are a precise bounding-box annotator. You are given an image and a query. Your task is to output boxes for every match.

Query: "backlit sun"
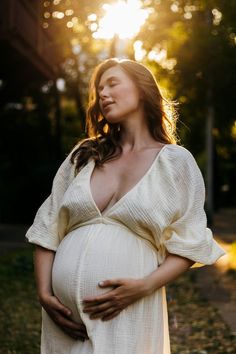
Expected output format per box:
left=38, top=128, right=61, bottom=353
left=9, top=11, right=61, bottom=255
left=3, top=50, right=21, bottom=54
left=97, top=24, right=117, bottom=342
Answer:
left=93, top=0, right=149, bottom=39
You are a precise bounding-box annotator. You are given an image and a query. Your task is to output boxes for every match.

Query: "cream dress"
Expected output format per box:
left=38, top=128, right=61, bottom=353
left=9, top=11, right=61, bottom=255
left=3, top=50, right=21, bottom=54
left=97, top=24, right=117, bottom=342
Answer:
left=26, top=144, right=225, bottom=354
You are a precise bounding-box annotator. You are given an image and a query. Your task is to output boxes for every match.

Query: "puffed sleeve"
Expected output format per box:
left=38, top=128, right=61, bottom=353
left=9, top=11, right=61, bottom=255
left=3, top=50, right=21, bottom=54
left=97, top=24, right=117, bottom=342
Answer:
left=25, top=151, right=76, bottom=251
left=161, top=148, right=226, bottom=265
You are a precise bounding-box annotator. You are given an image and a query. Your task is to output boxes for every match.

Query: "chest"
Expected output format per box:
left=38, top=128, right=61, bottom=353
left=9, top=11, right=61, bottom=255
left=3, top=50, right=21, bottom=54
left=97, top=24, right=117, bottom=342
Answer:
left=59, top=145, right=179, bottom=236
left=90, top=151, right=160, bottom=213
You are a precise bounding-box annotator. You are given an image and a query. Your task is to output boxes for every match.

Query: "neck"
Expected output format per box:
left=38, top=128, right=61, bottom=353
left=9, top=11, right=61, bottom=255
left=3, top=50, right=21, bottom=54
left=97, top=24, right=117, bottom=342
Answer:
left=119, top=116, right=157, bottom=152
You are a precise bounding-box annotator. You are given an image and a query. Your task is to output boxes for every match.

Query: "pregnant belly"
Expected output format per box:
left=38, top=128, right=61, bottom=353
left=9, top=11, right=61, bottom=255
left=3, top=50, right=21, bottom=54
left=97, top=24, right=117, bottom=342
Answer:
left=52, top=223, right=158, bottom=321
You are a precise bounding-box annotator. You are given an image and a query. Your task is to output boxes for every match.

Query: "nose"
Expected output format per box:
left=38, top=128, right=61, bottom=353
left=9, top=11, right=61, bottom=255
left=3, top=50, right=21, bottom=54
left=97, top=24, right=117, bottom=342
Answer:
left=99, top=86, right=109, bottom=99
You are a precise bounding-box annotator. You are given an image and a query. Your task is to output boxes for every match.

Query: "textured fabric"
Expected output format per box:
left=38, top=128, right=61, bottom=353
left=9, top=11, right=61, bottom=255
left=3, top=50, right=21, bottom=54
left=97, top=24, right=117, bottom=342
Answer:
left=26, top=144, right=225, bottom=354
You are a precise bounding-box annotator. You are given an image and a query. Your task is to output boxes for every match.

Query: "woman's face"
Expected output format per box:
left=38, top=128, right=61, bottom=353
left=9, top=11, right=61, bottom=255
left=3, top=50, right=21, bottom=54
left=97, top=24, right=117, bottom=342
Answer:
left=98, top=65, right=143, bottom=124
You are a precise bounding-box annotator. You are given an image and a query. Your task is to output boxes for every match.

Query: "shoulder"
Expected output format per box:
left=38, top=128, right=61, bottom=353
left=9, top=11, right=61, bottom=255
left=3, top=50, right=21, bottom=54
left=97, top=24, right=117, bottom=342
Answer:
left=53, top=145, right=80, bottom=183
left=61, top=140, right=85, bottom=170
left=163, top=144, right=199, bottom=167
left=162, top=144, right=204, bottom=182
left=163, top=144, right=194, bottom=160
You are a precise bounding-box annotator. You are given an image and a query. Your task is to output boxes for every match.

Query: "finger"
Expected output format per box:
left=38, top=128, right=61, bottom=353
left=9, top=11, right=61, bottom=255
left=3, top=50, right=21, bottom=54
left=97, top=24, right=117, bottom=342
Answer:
left=102, top=309, right=121, bottom=321
left=50, top=297, right=72, bottom=317
left=83, top=291, right=116, bottom=304
left=62, top=318, right=87, bottom=333
left=82, top=279, right=124, bottom=303
left=54, top=312, right=88, bottom=333
left=48, top=308, right=87, bottom=332
left=83, top=301, right=113, bottom=314
left=50, top=314, right=89, bottom=340
left=98, top=279, right=124, bottom=288
left=89, top=305, right=119, bottom=320
left=62, top=327, right=89, bottom=341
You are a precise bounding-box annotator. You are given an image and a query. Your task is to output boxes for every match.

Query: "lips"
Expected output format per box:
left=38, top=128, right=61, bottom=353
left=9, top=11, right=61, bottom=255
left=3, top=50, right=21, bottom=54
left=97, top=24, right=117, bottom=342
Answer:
left=102, top=101, right=114, bottom=111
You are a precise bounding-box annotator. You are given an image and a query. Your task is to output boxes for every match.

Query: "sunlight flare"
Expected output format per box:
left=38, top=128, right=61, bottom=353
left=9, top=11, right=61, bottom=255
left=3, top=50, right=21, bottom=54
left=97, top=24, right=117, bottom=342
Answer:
left=93, top=0, right=149, bottom=39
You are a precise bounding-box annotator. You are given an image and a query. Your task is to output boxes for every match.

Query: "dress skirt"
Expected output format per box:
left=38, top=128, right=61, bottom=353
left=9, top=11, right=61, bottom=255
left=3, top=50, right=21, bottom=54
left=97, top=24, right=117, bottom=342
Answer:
left=41, top=221, right=170, bottom=354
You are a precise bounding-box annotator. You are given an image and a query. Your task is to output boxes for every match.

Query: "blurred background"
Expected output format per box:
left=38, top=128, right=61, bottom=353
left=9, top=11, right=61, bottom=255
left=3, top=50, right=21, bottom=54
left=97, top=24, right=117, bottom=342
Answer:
left=0, top=1, right=236, bottom=353
left=0, top=0, right=235, bottom=224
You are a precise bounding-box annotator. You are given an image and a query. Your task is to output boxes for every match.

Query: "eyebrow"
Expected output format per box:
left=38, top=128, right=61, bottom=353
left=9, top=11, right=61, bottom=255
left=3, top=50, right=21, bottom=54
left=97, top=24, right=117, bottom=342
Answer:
left=98, top=76, right=119, bottom=91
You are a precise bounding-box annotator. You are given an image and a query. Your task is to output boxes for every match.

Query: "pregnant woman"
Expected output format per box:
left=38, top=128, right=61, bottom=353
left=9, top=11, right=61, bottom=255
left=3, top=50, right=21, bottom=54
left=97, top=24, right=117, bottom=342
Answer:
left=26, top=58, right=225, bottom=354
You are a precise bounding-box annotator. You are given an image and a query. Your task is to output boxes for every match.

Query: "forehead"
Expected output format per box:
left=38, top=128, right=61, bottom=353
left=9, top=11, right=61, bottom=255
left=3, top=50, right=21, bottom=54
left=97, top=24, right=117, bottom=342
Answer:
left=98, top=65, right=131, bottom=86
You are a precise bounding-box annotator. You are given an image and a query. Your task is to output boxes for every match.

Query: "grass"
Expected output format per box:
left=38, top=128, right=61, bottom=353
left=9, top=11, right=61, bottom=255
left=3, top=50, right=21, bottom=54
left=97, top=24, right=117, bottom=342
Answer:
left=0, top=248, right=236, bottom=353
left=167, top=270, right=236, bottom=353
left=0, top=247, right=41, bottom=354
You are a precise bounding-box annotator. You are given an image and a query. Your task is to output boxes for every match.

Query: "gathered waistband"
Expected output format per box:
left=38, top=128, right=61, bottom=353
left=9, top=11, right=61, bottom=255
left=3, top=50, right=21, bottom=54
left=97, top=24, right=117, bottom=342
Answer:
left=68, top=217, right=159, bottom=256
left=71, top=217, right=136, bottom=231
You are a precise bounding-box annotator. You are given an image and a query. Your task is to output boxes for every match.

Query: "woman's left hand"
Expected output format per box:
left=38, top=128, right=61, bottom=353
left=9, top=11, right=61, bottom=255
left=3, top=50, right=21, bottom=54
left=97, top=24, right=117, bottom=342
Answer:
left=82, top=278, right=149, bottom=321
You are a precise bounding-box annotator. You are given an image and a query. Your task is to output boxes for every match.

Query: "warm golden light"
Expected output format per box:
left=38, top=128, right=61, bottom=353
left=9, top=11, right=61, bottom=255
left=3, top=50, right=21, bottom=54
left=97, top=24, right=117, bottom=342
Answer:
left=170, top=3, right=179, bottom=13
left=67, top=21, right=73, bottom=28
left=231, top=121, right=236, bottom=139
left=147, top=47, right=177, bottom=70
left=88, top=13, right=97, bottom=22
left=72, top=17, right=79, bottom=24
left=52, top=11, right=65, bottom=19
left=215, top=239, right=236, bottom=272
left=93, top=0, right=149, bottom=39
left=212, top=8, right=222, bottom=26
left=65, top=9, right=74, bottom=16
left=133, top=40, right=146, bottom=61
left=44, top=12, right=51, bottom=19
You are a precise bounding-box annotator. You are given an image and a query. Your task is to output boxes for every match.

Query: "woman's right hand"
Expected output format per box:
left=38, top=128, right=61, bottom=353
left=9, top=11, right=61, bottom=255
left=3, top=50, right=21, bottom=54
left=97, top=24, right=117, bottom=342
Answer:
left=39, top=293, right=89, bottom=341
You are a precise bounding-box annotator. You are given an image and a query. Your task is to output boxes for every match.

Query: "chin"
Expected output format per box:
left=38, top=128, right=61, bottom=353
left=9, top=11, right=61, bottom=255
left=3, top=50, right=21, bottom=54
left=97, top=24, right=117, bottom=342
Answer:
left=104, top=115, right=123, bottom=125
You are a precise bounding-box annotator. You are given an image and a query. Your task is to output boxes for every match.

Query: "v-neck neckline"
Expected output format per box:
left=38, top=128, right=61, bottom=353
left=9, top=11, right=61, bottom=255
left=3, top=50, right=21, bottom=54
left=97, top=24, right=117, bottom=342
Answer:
left=87, top=144, right=169, bottom=217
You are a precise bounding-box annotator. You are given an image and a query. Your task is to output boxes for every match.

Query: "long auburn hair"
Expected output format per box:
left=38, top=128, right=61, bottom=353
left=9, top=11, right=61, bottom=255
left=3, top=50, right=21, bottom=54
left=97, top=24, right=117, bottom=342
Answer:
left=71, top=58, right=178, bottom=173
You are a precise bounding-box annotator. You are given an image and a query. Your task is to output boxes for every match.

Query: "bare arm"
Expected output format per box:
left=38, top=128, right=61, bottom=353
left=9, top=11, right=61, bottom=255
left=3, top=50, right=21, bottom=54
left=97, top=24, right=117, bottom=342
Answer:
left=34, top=246, right=55, bottom=300
left=34, top=246, right=89, bottom=341
left=143, top=253, right=194, bottom=295
left=82, top=253, right=194, bottom=321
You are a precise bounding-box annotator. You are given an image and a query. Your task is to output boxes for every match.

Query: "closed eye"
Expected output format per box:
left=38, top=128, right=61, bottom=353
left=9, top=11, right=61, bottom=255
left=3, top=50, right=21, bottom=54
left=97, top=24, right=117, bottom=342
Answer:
left=109, top=80, right=119, bottom=87
left=97, top=82, right=117, bottom=93
left=97, top=76, right=120, bottom=93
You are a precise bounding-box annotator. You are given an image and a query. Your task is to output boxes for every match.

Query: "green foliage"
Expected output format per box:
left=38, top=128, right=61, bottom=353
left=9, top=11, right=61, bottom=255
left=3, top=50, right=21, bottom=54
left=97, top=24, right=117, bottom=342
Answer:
left=0, top=84, right=65, bottom=223
left=137, top=0, right=236, bottom=205
left=1, top=0, right=236, bottom=223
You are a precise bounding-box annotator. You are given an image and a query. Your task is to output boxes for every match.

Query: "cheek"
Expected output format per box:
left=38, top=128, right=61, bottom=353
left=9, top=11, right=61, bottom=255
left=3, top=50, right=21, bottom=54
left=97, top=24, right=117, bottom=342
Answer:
left=122, top=84, right=140, bottom=102
left=121, top=92, right=140, bottom=108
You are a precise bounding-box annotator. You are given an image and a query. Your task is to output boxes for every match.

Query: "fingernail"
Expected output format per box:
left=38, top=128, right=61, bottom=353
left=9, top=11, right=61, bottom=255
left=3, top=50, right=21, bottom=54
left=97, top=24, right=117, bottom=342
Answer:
left=98, top=281, right=104, bottom=286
